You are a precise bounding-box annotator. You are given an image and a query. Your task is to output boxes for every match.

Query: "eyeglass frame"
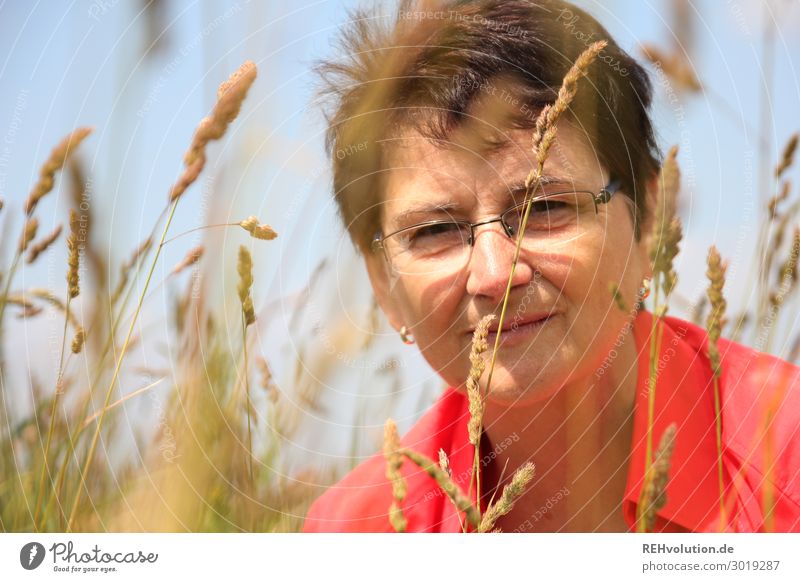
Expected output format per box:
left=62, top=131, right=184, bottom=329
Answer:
left=371, top=179, right=623, bottom=261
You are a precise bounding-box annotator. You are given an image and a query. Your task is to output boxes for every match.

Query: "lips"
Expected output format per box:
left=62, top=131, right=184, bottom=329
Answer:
left=467, top=312, right=554, bottom=336
left=488, top=313, right=552, bottom=333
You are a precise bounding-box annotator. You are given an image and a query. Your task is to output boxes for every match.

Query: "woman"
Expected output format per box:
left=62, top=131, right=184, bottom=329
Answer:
left=302, top=0, right=800, bottom=532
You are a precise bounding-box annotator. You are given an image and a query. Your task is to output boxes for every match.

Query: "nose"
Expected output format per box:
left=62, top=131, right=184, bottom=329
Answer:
left=465, top=225, right=534, bottom=300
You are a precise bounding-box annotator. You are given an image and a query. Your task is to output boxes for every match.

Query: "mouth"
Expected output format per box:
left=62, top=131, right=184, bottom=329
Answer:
left=467, top=312, right=555, bottom=342
left=489, top=312, right=552, bottom=333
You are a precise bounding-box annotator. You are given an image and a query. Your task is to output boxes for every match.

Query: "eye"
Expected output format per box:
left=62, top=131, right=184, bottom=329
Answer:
left=399, top=221, right=468, bottom=254
left=412, top=222, right=463, bottom=240
left=530, top=198, right=571, bottom=213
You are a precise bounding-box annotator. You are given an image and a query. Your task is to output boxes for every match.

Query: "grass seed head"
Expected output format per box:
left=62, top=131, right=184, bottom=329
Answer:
left=24, top=127, right=93, bottom=216
left=239, top=216, right=278, bottom=240
left=171, top=61, right=257, bottom=202
left=776, top=133, right=799, bottom=178
left=383, top=418, right=407, bottom=532
left=237, top=245, right=255, bottom=326
left=26, top=224, right=63, bottom=264
left=705, top=246, right=728, bottom=376
left=71, top=328, right=86, bottom=354
left=650, top=146, right=683, bottom=296
left=530, top=41, right=607, bottom=169
left=467, top=314, right=494, bottom=446
left=640, top=44, right=702, bottom=93
left=172, top=245, right=204, bottom=275
left=479, top=462, right=536, bottom=532
left=650, top=424, right=677, bottom=527
left=256, top=357, right=279, bottom=403
left=66, top=209, right=81, bottom=298
left=19, top=217, right=39, bottom=253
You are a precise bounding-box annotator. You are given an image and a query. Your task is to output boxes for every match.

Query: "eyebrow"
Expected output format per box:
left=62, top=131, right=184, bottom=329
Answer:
left=504, top=174, right=572, bottom=195
left=390, top=174, right=574, bottom=226
left=392, top=202, right=462, bottom=226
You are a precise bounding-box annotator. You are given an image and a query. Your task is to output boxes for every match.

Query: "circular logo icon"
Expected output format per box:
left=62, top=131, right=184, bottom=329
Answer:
left=20, top=542, right=46, bottom=570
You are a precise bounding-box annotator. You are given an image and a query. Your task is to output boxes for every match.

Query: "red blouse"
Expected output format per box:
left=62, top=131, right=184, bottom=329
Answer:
left=302, top=310, right=800, bottom=532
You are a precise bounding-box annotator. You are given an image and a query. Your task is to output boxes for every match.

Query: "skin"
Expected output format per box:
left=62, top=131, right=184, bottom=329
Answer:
left=365, top=120, right=655, bottom=531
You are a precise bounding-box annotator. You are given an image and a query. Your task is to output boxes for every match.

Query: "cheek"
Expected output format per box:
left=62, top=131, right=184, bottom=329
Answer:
left=391, top=273, right=465, bottom=336
left=545, top=224, right=644, bottom=341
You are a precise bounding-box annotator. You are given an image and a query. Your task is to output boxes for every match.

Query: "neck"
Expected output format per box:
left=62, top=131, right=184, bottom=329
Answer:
left=479, top=331, right=638, bottom=531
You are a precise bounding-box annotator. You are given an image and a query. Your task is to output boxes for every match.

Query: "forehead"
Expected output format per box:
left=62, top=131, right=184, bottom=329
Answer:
left=379, top=122, right=606, bottom=219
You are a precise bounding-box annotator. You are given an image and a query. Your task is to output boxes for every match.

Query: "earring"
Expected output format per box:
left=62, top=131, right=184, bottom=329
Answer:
left=399, top=325, right=415, bottom=345
left=639, top=277, right=652, bottom=301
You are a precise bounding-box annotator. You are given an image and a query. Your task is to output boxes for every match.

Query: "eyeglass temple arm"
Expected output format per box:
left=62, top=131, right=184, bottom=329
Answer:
left=594, top=179, right=622, bottom=205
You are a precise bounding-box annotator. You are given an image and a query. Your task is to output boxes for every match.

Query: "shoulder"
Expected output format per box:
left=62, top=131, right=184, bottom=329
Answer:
left=661, top=313, right=800, bottom=523
left=301, top=388, right=469, bottom=532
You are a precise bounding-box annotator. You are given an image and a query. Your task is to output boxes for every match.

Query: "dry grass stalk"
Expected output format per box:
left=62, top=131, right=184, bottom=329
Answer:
left=236, top=244, right=257, bottom=486
left=26, top=224, right=63, bottom=264
left=705, top=246, right=728, bottom=377
left=171, top=245, right=204, bottom=275
left=768, top=181, right=791, bottom=219
left=764, top=199, right=799, bottom=282
left=438, top=448, right=451, bottom=479
left=479, top=462, right=535, bottom=532
left=640, top=43, right=702, bottom=93
left=237, top=246, right=255, bottom=326
left=474, top=42, right=607, bottom=529
left=400, top=447, right=480, bottom=530
left=170, top=61, right=257, bottom=202
left=239, top=216, right=278, bottom=240
left=467, top=314, right=494, bottom=446
left=256, top=357, right=279, bottom=403
left=66, top=209, right=81, bottom=299
left=638, top=146, right=682, bottom=532
left=17, top=304, right=43, bottom=318
left=71, top=328, right=86, bottom=354
left=650, top=146, right=682, bottom=299
left=705, top=245, right=728, bottom=530
left=110, top=237, right=153, bottom=307
left=728, top=311, right=749, bottom=343
left=28, top=288, right=80, bottom=329
left=24, top=127, right=93, bottom=216
left=527, top=41, right=607, bottom=187
left=5, top=294, right=37, bottom=315
left=778, top=228, right=800, bottom=287
left=66, top=62, right=258, bottom=532
left=761, top=385, right=786, bottom=532
left=383, top=419, right=407, bottom=532
left=768, top=227, right=800, bottom=317
left=775, top=133, right=799, bottom=178
left=638, top=423, right=677, bottom=532
left=18, top=217, right=39, bottom=253
left=3, top=294, right=43, bottom=318
left=691, top=295, right=708, bottom=326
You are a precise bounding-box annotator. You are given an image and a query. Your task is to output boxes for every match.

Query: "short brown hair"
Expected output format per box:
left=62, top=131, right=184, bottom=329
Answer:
left=316, top=0, right=661, bottom=253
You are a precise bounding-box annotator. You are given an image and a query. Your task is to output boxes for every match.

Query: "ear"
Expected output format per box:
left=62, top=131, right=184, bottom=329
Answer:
left=364, top=253, right=405, bottom=334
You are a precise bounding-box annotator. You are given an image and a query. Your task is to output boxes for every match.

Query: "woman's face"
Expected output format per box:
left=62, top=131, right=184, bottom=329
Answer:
left=366, top=121, right=651, bottom=405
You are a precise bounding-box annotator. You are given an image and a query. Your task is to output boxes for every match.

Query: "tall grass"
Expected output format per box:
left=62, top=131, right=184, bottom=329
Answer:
left=2, top=15, right=798, bottom=536
left=0, top=61, right=322, bottom=533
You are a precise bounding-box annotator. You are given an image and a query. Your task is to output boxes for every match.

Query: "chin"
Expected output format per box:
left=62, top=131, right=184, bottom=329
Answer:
left=481, top=365, right=567, bottom=407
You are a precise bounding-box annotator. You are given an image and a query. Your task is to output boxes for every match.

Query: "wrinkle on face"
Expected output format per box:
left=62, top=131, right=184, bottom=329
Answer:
left=373, top=121, right=647, bottom=405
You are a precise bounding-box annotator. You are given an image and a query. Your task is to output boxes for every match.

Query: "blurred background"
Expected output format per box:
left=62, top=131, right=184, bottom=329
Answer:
left=0, top=0, right=798, bottom=531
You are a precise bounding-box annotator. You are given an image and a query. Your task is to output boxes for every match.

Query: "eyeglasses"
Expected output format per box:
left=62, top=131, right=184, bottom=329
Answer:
left=372, top=180, right=622, bottom=276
